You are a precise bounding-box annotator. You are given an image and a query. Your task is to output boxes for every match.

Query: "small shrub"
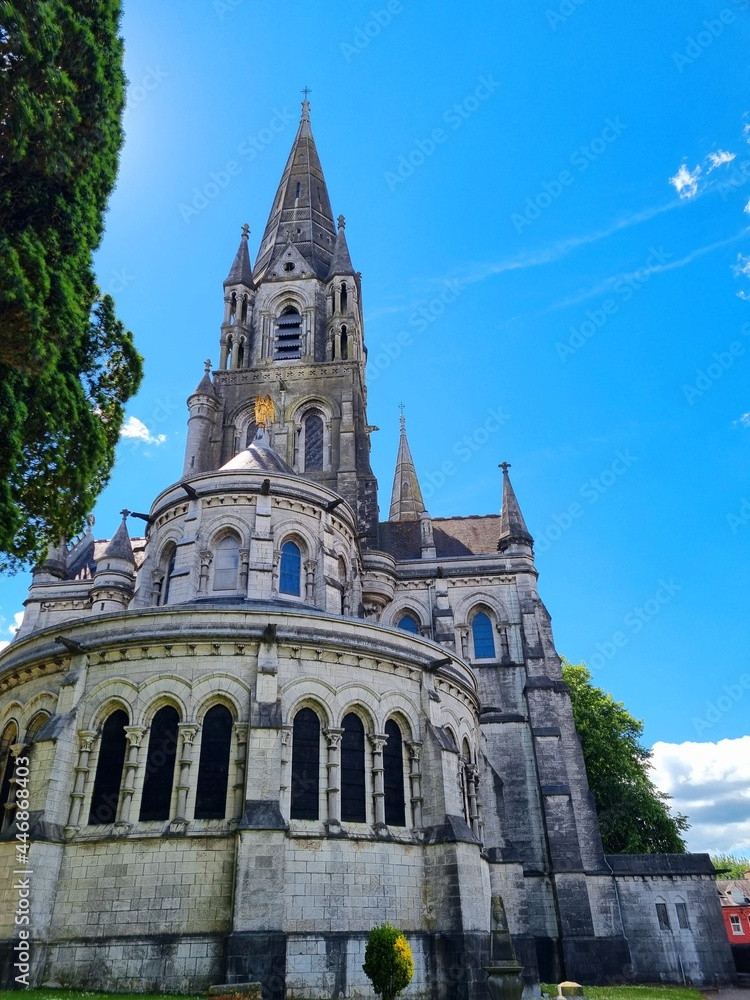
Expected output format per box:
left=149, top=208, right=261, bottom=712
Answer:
left=363, top=923, right=414, bottom=1000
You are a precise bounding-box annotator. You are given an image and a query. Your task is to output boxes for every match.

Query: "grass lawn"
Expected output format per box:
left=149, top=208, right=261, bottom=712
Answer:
left=540, top=987, right=705, bottom=1000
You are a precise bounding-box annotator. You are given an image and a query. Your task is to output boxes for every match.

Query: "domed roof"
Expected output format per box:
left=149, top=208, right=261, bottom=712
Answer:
left=220, top=427, right=296, bottom=475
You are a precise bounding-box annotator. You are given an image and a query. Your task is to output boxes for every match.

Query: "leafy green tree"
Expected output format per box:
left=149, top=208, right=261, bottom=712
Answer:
left=712, top=854, right=750, bottom=879
left=562, top=660, right=688, bottom=854
left=363, top=924, right=414, bottom=1000
left=0, top=1, right=142, bottom=569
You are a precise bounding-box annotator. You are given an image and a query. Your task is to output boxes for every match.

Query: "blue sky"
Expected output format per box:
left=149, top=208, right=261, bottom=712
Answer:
left=3, top=0, right=750, bottom=853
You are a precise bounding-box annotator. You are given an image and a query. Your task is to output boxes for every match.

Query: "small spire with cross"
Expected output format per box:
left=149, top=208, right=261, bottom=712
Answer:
left=301, top=86, right=312, bottom=121
left=337, top=214, right=346, bottom=231
left=120, top=508, right=131, bottom=520
left=399, top=402, right=406, bottom=431
left=499, top=462, right=512, bottom=474
left=241, top=223, right=250, bottom=240
left=204, top=358, right=212, bottom=374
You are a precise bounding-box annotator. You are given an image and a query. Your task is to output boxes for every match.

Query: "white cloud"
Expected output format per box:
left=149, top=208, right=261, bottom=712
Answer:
left=669, top=163, right=701, bottom=199
left=707, top=149, right=736, bottom=172
left=734, top=412, right=750, bottom=427
left=119, top=416, right=167, bottom=446
left=651, top=737, right=750, bottom=856
left=745, top=123, right=750, bottom=144
left=0, top=612, right=24, bottom=653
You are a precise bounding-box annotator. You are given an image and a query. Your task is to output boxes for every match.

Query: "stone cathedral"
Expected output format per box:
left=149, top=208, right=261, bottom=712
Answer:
left=0, top=101, right=735, bottom=998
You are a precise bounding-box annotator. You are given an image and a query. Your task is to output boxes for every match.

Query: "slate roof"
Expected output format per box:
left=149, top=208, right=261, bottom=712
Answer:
left=378, top=515, right=502, bottom=560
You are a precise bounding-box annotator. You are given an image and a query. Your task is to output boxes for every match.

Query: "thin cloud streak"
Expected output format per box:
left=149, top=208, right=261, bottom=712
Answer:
left=549, top=228, right=750, bottom=312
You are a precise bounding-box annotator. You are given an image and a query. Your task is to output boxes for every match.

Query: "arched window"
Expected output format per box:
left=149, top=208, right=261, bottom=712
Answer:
left=338, top=557, right=348, bottom=615
left=397, top=613, right=420, bottom=634
left=279, top=540, right=302, bottom=596
left=89, top=709, right=128, bottom=825
left=274, top=306, right=302, bottom=360
left=341, top=713, right=366, bottom=823
left=0, top=722, right=18, bottom=831
left=159, top=545, right=177, bottom=606
left=472, top=611, right=496, bottom=659
left=229, top=291, right=237, bottom=324
left=240, top=295, right=248, bottom=325
left=195, top=705, right=233, bottom=820
left=461, top=738, right=472, bottom=823
left=340, top=282, right=348, bottom=313
left=213, top=535, right=240, bottom=591
left=384, top=719, right=406, bottom=827
left=290, top=708, right=320, bottom=820
left=303, top=410, right=324, bottom=471
left=139, top=706, right=179, bottom=821
left=237, top=339, right=245, bottom=369
left=226, top=334, right=233, bottom=369
left=340, top=325, right=348, bottom=361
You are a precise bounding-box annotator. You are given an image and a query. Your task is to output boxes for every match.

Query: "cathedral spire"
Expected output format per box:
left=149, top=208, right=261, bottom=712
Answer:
left=253, top=95, right=337, bottom=282
left=224, top=223, right=254, bottom=288
left=327, top=215, right=355, bottom=278
left=388, top=409, right=425, bottom=522
left=497, top=462, right=534, bottom=553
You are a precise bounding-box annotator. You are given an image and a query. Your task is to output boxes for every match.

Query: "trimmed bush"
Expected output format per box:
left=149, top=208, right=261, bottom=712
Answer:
left=363, top=923, right=414, bottom=1000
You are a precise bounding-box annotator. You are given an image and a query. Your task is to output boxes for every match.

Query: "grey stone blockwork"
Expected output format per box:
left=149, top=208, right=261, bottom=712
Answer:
left=0, top=103, right=736, bottom=998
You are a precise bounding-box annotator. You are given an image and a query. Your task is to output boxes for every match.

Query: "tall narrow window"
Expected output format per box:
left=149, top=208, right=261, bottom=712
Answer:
left=229, top=291, right=237, bottom=324
left=461, top=739, right=472, bottom=823
left=89, top=710, right=128, bottom=825
left=656, top=902, right=671, bottom=931
left=340, top=282, right=348, bottom=313
left=338, top=557, right=347, bottom=615
left=213, top=535, right=240, bottom=591
left=340, top=326, right=348, bottom=360
left=160, top=546, right=177, bottom=605
left=304, top=410, right=324, bottom=471
left=237, top=340, right=245, bottom=368
left=384, top=719, right=406, bottom=827
left=139, top=706, right=179, bottom=821
left=195, top=705, right=233, bottom=820
left=341, top=713, right=366, bottom=823
left=472, top=612, right=496, bottom=659
left=226, top=334, right=233, bottom=369
left=290, top=708, right=320, bottom=820
left=280, top=540, right=302, bottom=596
left=397, top=614, right=420, bottom=634
left=675, top=903, right=689, bottom=930
left=0, top=723, right=18, bottom=831
left=240, top=295, right=248, bottom=324
left=274, top=307, right=302, bottom=359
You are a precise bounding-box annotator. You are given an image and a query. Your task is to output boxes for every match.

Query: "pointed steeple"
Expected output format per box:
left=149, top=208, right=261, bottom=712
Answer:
left=254, top=95, right=337, bottom=281
left=224, top=223, right=254, bottom=288
left=192, top=359, right=217, bottom=397
left=497, top=463, right=534, bottom=553
left=327, top=215, right=355, bottom=278
left=389, top=410, right=425, bottom=522
left=102, top=512, right=135, bottom=565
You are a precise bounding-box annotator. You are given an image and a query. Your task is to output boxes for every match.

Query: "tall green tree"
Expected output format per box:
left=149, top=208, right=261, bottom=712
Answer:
left=0, top=0, right=142, bottom=569
left=562, top=660, right=688, bottom=854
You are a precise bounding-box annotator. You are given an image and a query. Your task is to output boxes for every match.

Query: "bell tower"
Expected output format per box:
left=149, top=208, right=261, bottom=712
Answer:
left=185, top=97, right=379, bottom=543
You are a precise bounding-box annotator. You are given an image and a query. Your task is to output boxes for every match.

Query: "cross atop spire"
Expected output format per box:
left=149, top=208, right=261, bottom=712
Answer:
left=497, top=462, right=534, bottom=554
left=301, top=86, right=312, bottom=122
left=224, top=223, right=254, bottom=288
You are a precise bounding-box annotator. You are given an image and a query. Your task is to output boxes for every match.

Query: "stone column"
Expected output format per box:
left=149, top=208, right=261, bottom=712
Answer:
left=239, top=548, right=250, bottom=594
left=233, top=723, right=249, bottom=819
left=66, top=730, right=96, bottom=831
left=279, top=726, right=293, bottom=819
left=323, top=728, right=344, bottom=829
left=304, top=559, right=316, bottom=602
left=466, top=763, right=481, bottom=840
left=456, top=625, right=470, bottom=659
left=198, top=550, right=213, bottom=594
left=118, top=725, right=146, bottom=824
left=369, top=733, right=388, bottom=828
left=175, top=723, right=199, bottom=821
left=407, top=741, right=423, bottom=829
left=4, top=743, right=29, bottom=830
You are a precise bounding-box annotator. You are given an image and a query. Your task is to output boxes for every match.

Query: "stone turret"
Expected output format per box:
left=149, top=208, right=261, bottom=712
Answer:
left=90, top=513, right=136, bottom=613
left=220, top=223, right=255, bottom=371
left=497, top=462, right=534, bottom=556
left=183, top=360, right=222, bottom=477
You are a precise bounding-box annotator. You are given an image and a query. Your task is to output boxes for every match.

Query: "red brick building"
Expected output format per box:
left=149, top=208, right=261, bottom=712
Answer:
left=718, top=877, right=750, bottom=975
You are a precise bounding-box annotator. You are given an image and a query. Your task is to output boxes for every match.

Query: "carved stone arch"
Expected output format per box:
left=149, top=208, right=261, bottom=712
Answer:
left=19, top=691, right=57, bottom=728
left=378, top=694, right=420, bottom=739
left=82, top=678, right=138, bottom=730
left=205, top=520, right=249, bottom=551
left=441, top=715, right=462, bottom=753
left=274, top=523, right=318, bottom=601
left=0, top=714, right=20, bottom=742
left=134, top=675, right=191, bottom=726
left=382, top=710, right=414, bottom=743
left=192, top=674, right=250, bottom=722
left=291, top=396, right=337, bottom=474
left=0, top=702, right=25, bottom=735
left=335, top=684, right=380, bottom=731
left=386, top=598, right=429, bottom=633
left=266, top=287, right=311, bottom=317
left=283, top=678, right=337, bottom=728
left=453, top=591, right=512, bottom=628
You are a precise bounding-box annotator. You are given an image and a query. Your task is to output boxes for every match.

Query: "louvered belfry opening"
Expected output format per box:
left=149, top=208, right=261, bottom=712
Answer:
left=274, top=307, right=302, bottom=359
